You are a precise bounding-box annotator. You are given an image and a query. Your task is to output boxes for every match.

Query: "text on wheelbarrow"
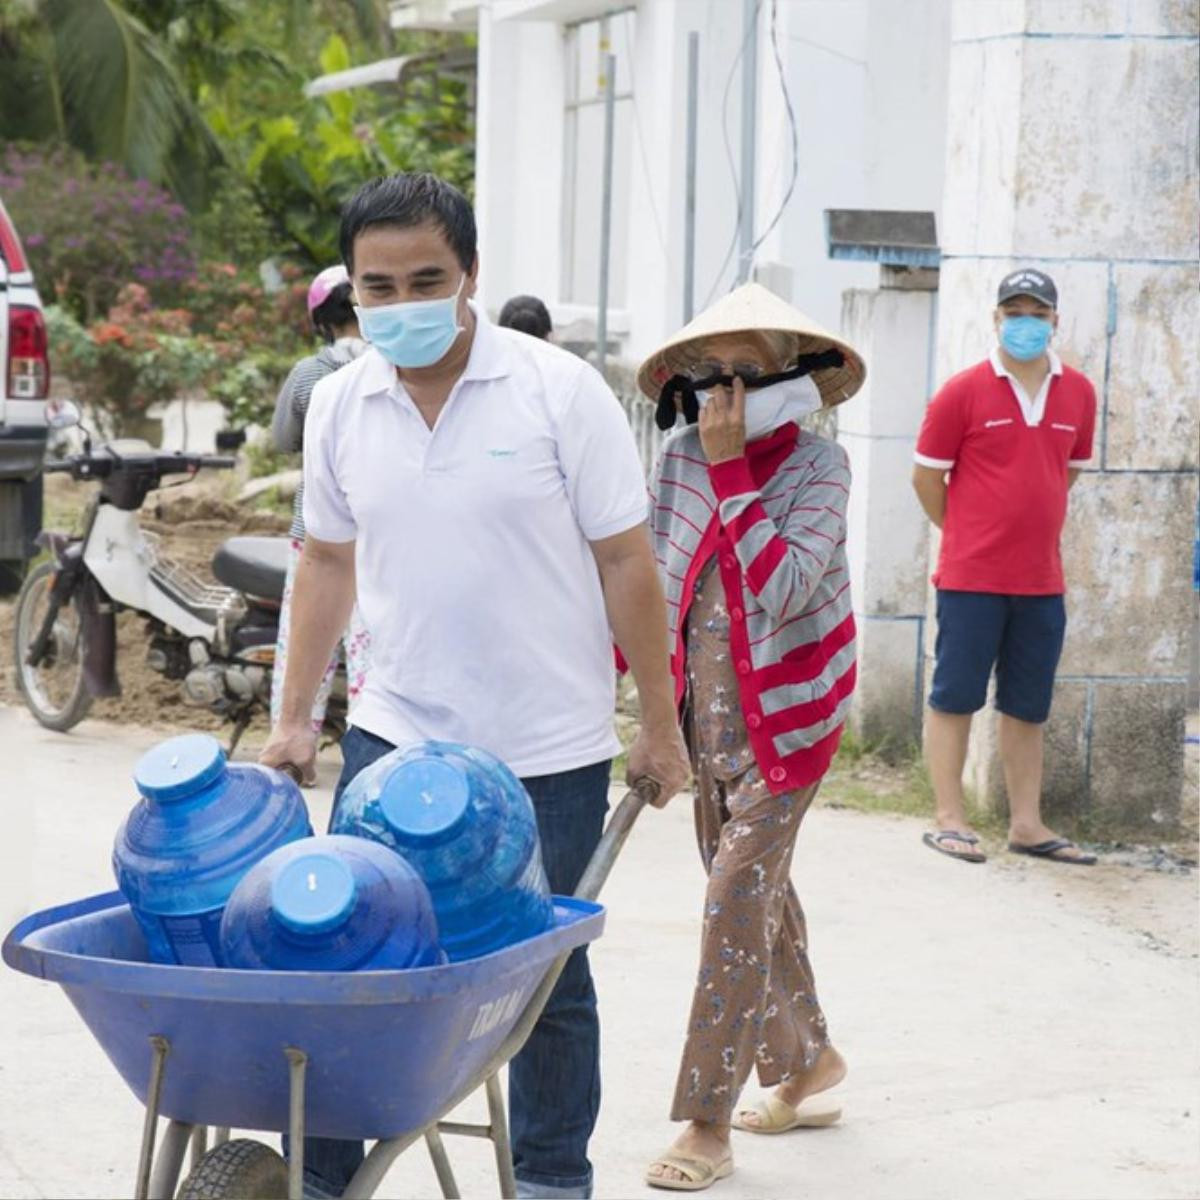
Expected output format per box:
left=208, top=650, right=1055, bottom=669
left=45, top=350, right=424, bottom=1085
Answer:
left=468, top=987, right=528, bottom=1041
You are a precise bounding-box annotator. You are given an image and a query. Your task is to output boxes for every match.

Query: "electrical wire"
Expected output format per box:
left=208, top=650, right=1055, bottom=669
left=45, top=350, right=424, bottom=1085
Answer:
left=751, top=0, right=800, bottom=254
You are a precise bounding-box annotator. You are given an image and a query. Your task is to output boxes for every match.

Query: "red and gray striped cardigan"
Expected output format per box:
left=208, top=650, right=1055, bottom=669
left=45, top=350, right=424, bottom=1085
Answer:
left=648, top=420, right=856, bottom=793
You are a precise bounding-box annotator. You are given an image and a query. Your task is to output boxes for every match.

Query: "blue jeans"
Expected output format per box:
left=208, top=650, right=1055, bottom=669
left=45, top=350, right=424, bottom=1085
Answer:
left=295, top=726, right=610, bottom=1197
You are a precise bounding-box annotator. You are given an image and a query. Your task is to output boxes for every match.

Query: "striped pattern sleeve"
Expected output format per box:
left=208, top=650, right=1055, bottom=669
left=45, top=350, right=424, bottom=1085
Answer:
left=708, top=445, right=849, bottom=621
left=271, top=356, right=329, bottom=453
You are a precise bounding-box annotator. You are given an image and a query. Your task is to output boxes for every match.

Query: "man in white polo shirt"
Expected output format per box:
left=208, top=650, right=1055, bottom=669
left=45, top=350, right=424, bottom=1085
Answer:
left=260, top=172, right=689, bottom=1198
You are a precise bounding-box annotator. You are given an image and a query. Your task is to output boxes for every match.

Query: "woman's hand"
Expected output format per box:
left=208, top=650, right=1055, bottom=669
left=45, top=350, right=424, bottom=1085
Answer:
left=698, top=375, right=747, bottom=464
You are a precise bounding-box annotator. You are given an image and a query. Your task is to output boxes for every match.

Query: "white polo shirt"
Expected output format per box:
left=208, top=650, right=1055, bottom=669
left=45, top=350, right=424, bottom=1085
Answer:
left=302, top=312, right=647, bottom=777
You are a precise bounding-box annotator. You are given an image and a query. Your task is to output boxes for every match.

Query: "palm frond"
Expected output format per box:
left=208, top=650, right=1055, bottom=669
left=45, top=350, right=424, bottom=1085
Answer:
left=44, top=0, right=221, bottom=202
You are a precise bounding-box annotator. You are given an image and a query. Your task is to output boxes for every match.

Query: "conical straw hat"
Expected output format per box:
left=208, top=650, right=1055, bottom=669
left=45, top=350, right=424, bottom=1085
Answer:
left=636, top=282, right=866, bottom=406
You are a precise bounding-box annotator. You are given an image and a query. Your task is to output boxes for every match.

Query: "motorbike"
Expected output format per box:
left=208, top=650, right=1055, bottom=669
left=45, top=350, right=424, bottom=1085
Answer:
left=11, top=402, right=344, bottom=750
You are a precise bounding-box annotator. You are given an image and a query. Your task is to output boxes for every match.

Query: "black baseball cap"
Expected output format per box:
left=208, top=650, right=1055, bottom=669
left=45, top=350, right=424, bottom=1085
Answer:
left=996, top=268, right=1057, bottom=309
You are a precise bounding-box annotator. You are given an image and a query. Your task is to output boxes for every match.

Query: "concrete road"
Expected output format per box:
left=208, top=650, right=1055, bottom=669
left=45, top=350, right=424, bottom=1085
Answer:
left=1, top=706, right=1197, bottom=1200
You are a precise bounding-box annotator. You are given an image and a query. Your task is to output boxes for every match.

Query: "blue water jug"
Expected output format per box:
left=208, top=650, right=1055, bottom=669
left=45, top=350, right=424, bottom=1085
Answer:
left=113, top=733, right=312, bottom=966
left=331, top=741, right=554, bottom=961
left=219, top=835, right=443, bottom=971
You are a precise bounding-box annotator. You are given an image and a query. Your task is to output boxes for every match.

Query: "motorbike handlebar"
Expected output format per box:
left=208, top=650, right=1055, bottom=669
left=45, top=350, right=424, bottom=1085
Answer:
left=41, top=451, right=239, bottom=481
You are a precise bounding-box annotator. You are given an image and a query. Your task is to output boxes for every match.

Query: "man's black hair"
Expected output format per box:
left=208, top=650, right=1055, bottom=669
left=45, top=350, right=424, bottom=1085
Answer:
left=339, top=172, right=476, bottom=273
left=312, top=282, right=357, bottom=344
left=498, top=294, right=552, bottom=340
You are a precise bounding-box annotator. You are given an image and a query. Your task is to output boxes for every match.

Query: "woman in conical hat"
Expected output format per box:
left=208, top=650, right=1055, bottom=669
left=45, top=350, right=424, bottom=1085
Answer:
left=641, top=283, right=865, bottom=1192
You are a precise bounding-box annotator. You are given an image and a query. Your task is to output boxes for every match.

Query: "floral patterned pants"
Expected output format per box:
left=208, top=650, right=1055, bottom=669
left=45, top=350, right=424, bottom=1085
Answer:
left=270, top=537, right=372, bottom=733
left=671, top=562, right=831, bottom=1123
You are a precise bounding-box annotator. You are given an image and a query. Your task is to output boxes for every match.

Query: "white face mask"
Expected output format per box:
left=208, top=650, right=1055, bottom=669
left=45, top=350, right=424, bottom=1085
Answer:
left=697, top=375, right=822, bottom=440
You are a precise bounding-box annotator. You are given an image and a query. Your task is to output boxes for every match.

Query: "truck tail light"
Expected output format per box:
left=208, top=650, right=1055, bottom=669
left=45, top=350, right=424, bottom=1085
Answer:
left=7, top=305, right=50, bottom=400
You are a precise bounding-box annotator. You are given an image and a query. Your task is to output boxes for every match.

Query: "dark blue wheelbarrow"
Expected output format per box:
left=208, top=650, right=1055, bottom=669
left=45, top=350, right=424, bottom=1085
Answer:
left=3, top=783, right=655, bottom=1199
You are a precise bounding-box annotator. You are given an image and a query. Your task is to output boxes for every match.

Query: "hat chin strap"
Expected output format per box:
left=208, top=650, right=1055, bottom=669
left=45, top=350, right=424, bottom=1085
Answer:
left=654, top=347, right=845, bottom=431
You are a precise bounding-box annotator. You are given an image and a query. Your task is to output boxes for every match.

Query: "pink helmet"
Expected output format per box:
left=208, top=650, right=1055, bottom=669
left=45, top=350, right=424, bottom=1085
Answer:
left=307, top=264, right=350, bottom=317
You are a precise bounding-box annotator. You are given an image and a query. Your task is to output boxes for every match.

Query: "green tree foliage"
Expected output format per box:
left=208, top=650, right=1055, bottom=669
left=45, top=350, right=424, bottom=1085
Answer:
left=0, top=0, right=475, bottom=259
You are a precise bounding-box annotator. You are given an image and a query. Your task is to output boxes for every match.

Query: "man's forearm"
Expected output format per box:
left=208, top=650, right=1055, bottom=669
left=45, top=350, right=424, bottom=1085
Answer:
left=598, top=551, right=678, bottom=729
left=912, top=477, right=947, bottom=528
left=279, top=543, right=356, bottom=726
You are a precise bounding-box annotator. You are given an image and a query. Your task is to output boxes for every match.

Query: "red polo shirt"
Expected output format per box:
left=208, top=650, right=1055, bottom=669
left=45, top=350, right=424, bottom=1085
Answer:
left=915, top=351, right=1096, bottom=595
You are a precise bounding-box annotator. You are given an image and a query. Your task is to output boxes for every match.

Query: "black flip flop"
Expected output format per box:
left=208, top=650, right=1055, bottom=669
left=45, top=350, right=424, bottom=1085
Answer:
left=1008, top=837, right=1096, bottom=866
left=922, top=829, right=987, bottom=864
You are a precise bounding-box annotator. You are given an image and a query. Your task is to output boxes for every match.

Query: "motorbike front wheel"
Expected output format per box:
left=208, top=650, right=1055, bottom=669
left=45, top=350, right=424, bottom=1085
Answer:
left=13, top=559, right=93, bottom=731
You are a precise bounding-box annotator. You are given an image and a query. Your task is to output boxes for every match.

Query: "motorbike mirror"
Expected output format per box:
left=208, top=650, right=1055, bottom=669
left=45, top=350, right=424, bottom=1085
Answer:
left=46, top=398, right=82, bottom=430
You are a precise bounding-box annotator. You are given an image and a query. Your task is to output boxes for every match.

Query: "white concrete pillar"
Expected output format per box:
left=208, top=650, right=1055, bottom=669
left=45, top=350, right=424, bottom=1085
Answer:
left=931, top=0, right=1200, bottom=833
left=840, top=270, right=938, bottom=749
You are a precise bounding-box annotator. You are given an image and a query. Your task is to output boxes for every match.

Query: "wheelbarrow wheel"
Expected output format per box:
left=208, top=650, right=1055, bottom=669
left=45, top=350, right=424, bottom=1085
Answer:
left=176, top=1138, right=288, bottom=1199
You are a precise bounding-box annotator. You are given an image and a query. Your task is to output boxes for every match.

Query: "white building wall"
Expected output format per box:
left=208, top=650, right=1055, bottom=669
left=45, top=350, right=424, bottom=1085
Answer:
left=475, top=0, right=951, bottom=363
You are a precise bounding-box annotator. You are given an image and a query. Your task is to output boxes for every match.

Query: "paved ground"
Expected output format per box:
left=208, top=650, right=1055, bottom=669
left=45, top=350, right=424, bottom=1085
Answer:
left=1, top=706, right=1197, bottom=1200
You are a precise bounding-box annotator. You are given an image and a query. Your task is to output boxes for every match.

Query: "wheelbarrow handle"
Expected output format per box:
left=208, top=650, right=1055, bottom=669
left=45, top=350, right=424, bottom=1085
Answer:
left=574, top=776, right=660, bottom=903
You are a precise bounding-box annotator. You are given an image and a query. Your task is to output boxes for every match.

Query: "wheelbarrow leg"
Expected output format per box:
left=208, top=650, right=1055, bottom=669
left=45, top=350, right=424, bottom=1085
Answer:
left=484, top=1073, right=518, bottom=1199
left=424, top=1126, right=462, bottom=1199
left=134, top=1034, right=170, bottom=1200
left=148, top=1120, right=195, bottom=1200
left=189, top=1125, right=208, bottom=1170
left=285, top=1046, right=309, bottom=1200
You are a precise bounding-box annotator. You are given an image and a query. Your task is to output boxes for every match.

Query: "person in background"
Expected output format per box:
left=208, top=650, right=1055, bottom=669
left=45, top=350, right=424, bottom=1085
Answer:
left=912, top=268, right=1097, bottom=866
left=269, top=265, right=371, bottom=736
left=639, top=283, right=864, bottom=1192
left=499, top=293, right=553, bottom=340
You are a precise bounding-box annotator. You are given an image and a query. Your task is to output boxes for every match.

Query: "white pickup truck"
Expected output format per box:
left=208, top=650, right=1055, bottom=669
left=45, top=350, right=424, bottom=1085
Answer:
left=0, top=197, right=50, bottom=592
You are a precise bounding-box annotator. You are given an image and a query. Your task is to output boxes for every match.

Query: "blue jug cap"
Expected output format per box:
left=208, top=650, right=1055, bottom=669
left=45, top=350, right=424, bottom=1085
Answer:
left=271, top=853, right=357, bottom=935
left=380, top=756, right=470, bottom=844
left=133, top=734, right=226, bottom=803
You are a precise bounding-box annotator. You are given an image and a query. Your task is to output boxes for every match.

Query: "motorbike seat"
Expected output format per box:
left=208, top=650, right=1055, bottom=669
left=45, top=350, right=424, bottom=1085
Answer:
left=211, top=537, right=290, bottom=601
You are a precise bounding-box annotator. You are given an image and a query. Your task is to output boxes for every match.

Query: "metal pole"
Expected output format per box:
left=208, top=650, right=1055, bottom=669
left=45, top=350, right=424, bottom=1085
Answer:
left=683, top=31, right=699, bottom=323
left=147, top=1121, right=194, bottom=1200
left=134, top=1035, right=170, bottom=1200
left=424, top=1127, right=462, bottom=1199
left=484, top=1072, right=518, bottom=1199
left=285, top=1047, right=308, bottom=1200
left=736, top=0, right=758, bottom=284
left=596, top=51, right=617, bottom=379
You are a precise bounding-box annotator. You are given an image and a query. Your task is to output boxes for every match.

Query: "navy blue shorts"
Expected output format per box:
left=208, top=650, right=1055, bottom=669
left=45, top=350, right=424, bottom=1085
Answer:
left=929, top=590, right=1066, bottom=724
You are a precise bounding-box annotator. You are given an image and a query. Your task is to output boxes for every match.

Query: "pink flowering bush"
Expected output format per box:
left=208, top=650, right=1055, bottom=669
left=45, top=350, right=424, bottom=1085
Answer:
left=0, top=143, right=195, bottom=322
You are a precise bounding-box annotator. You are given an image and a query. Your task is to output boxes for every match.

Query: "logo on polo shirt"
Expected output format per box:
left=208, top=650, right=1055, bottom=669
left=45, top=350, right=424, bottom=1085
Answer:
left=1051, top=422, right=1076, bottom=432
left=984, top=418, right=1014, bottom=428
left=488, top=448, right=517, bottom=458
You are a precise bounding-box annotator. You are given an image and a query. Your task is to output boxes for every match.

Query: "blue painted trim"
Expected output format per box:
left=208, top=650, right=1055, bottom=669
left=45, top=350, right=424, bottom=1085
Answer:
left=952, top=32, right=1199, bottom=45
left=829, top=245, right=942, bottom=268
left=1101, top=262, right=1116, bottom=469
left=941, top=252, right=1198, bottom=267
left=1082, top=681, right=1095, bottom=808
left=925, top=288, right=939, bottom=400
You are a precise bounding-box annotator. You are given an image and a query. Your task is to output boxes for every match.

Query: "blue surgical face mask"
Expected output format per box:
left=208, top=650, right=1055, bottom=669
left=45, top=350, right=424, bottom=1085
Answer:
left=354, top=276, right=466, bottom=368
left=999, top=315, right=1053, bottom=362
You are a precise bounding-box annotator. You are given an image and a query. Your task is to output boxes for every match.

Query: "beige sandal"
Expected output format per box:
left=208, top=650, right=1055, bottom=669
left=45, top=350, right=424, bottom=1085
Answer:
left=731, top=1092, right=843, bottom=1134
left=645, top=1152, right=734, bottom=1192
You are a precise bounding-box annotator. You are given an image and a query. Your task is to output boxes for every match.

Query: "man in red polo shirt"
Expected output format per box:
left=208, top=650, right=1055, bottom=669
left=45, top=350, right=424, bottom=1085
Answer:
left=912, top=268, right=1097, bottom=866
